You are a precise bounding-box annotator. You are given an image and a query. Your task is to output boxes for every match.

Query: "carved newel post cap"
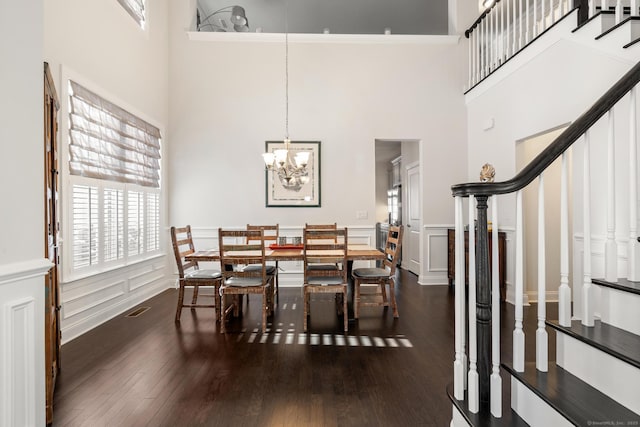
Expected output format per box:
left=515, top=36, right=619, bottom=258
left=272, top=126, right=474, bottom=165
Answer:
left=479, top=163, right=495, bottom=182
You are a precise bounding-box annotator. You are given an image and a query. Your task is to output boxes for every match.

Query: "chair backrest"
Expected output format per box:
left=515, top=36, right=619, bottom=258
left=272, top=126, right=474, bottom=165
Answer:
left=303, top=227, right=348, bottom=284
left=382, top=225, right=404, bottom=276
left=246, top=224, right=279, bottom=246
left=218, top=228, right=267, bottom=281
left=171, top=225, right=199, bottom=279
left=304, top=223, right=338, bottom=242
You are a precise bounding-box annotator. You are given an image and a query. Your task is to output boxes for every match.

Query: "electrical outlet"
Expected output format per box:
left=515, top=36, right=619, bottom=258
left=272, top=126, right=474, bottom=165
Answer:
left=356, top=210, right=368, bottom=220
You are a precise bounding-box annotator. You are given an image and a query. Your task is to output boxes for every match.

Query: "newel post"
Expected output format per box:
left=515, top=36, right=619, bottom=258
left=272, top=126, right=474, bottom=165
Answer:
left=475, top=195, right=492, bottom=405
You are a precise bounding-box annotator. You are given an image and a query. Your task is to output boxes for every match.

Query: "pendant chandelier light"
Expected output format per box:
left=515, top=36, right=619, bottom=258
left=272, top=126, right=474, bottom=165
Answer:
left=262, top=2, right=310, bottom=191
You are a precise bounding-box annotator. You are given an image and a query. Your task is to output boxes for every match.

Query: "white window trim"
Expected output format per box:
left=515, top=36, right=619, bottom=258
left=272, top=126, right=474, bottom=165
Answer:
left=60, top=66, right=165, bottom=284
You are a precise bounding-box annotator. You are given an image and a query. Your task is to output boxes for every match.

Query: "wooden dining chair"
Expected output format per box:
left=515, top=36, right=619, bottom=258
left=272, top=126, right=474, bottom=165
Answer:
left=352, top=225, right=404, bottom=318
left=304, top=223, right=339, bottom=270
left=303, top=227, right=349, bottom=332
left=246, top=224, right=279, bottom=301
left=218, top=228, right=274, bottom=333
left=170, top=225, right=222, bottom=322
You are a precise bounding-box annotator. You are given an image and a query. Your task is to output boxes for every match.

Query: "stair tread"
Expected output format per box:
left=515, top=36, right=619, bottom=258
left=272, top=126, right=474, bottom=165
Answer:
left=447, top=378, right=530, bottom=427
left=596, top=16, right=640, bottom=40
left=503, top=362, right=640, bottom=425
left=547, top=319, right=640, bottom=369
left=593, top=277, right=640, bottom=296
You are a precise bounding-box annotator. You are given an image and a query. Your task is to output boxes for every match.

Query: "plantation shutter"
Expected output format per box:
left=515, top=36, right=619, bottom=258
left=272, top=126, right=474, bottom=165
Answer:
left=117, top=0, right=145, bottom=28
left=72, top=185, right=99, bottom=268
left=68, top=81, right=161, bottom=188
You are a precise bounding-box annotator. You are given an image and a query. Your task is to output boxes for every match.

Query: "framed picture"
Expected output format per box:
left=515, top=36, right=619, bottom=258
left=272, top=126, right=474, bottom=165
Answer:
left=265, top=140, right=321, bottom=207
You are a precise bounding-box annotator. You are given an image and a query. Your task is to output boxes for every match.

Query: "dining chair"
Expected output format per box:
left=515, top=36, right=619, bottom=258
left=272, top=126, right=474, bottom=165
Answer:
left=246, top=224, right=279, bottom=301
left=218, top=228, right=274, bottom=333
left=170, top=225, right=222, bottom=322
left=303, top=227, right=349, bottom=332
left=352, top=225, right=404, bottom=318
left=304, top=223, right=339, bottom=270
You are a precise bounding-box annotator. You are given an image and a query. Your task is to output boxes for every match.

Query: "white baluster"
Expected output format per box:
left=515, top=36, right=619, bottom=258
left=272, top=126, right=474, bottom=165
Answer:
left=583, top=132, right=595, bottom=326
left=469, top=33, right=473, bottom=89
left=629, top=87, right=640, bottom=281
left=480, top=20, right=485, bottom=79
left=514, top=189, right=525, bottom=371
left=524, top=0, right=531, bottom=43
left=519, top=0, right=524, bottom=49
left=513, top=0, right=518, bottom=55
left=605, top=110, right=618, bottom=282
left=537, top=173, right=549, bottom=372
left=633, top=0, right=639, bottom=17
left=468, top=196, right=479, bottom=413
left=501, top=0, right=506, bottom=62
left=601, top=0, right=608, bottom=12
left=541, top=0, right=546, bottom=32
left=559, top=152, right=572, bottom=326
left=533, top=0, right=539, bottom=37
left=475, top=28, right=480, bottom=84
left=616, top=0, right=623, bottom=24
left=589, top=0, right=596, bottom=19
left=490, top=196, right=502, bottom=418
left=490, top=7, right=495, bottom=72
left=454, top=196, right=467, bottom=400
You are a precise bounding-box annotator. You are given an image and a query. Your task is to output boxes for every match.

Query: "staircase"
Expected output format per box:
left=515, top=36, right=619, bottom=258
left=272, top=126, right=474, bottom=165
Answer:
left=450, top=1, right=640, bottom=425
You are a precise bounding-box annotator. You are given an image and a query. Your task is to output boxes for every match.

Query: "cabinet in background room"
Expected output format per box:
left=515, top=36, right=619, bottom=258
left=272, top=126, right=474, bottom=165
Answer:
left=447, top=229, right=506, bottom=302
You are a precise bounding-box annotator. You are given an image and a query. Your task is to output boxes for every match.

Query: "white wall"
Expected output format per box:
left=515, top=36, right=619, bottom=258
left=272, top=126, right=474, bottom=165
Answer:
left=0, top=0, right=48, bottom=424
left=43, top=0, right=171, bottom=342
left=465, top=34, right=637, bottom=303
left=168, top=2, right=468, bottom=284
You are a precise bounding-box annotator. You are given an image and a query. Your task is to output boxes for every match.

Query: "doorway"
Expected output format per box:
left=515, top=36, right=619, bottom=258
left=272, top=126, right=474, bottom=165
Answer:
left=516, top=125, right=571, bottom=300
left=374, top=139, right=421, bottom=275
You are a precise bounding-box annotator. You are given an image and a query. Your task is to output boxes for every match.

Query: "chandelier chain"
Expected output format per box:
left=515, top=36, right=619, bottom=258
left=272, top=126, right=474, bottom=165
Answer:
left=285, top=1, right=289, bottom=141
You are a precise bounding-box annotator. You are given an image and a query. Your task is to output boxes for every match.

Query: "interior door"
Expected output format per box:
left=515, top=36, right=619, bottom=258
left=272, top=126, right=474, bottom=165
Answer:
left=404, top=163, right=421, bottom=275
left=44, top=62, right=61, bottom=425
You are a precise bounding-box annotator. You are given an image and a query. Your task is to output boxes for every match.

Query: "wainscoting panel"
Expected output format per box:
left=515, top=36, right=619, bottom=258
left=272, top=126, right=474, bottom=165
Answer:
left=0, top=258, right=50, bottom=427
left=421, top=225, right=451, bottom=285
left=60, top=254, right=170, bottom=344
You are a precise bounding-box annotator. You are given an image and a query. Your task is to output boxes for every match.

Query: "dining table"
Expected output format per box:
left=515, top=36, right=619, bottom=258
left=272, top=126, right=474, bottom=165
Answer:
left=185, top=244, right=385, bottom=319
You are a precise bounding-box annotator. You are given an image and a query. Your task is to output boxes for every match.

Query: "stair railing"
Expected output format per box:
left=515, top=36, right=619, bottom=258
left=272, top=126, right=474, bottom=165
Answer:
left=451, top=60, right=640, bottom=417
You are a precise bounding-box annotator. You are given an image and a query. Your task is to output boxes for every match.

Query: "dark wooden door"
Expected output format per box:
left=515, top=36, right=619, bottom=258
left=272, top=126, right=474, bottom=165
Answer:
left=44, top=62, right=61, bottom=425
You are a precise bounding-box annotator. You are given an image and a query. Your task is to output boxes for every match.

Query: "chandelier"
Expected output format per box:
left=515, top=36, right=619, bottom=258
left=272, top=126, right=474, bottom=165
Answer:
left=262, top=3, right=311, bottom=191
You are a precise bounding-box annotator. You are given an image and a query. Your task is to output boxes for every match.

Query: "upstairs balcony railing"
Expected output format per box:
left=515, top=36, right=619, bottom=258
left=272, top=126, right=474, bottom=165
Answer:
left=465, top=0, right=637, bottom=90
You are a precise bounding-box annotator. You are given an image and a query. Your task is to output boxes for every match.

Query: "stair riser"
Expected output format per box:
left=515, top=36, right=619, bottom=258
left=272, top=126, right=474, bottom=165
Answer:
left=451, top=405, right=471, bottom=427
left=598, top=285, right=640, bottom=335
left=556, top=332, right=640, bottom=413
left=510, top=377, right=573, bottom=427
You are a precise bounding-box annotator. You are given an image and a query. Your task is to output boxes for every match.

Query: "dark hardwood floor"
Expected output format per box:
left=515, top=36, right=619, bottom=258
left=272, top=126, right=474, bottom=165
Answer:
left=53, top=271, right=554, bottom=426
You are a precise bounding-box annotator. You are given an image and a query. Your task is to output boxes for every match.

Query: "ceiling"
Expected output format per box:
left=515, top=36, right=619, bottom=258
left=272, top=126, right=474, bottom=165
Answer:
left=196, top=0, right=449, bottom=35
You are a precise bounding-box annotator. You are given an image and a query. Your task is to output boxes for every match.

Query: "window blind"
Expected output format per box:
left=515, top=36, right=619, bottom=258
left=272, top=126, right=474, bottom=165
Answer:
left=73, top=185, right=99, bottom=268
left=68, top=81, right=161, bottom=188
left=117, top=0, right=145, bottom=28
left=104, top=188, right=124, bottom=262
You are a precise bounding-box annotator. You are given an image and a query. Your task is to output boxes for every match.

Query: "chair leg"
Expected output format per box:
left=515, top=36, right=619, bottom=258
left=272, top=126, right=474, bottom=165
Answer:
left=215, top=283, right=222, bottom=323
left=389, top=279, right=399, bottom=318
left=175, top=282, right=185, bottom=322
left=380, top=280, right=388, bottom=305
left=191, top=285, right=199, bottom=305
left=343, top=288, right=348, bottom=332
left=303, top=287, right=309, bottom=332
left=261, top=288, right=268, bottom=333
left=275, top=261, right=279, bottom=303
left=354, top=278, right=360, bottom=319
left=220, top=291, right=227, bottom=333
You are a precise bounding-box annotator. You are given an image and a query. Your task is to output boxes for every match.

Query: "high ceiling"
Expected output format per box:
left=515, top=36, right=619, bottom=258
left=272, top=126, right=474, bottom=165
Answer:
left=196, top=0, right=449, bottom=35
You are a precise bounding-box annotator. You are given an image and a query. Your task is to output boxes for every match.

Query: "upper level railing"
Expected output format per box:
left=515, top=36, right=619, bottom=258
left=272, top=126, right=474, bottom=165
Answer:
left=451, top=59, right=640, bottom=417
left=464, top=0, right=638, bottom=90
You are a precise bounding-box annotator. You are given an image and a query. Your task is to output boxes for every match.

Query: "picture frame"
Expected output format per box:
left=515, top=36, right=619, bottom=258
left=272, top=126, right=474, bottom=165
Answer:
left=265, top=140, right=321, bottom=207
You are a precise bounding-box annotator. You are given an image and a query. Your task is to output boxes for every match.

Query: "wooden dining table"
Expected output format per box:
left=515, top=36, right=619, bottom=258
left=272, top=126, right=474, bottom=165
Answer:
left=185, top=244, right=385, bottom=319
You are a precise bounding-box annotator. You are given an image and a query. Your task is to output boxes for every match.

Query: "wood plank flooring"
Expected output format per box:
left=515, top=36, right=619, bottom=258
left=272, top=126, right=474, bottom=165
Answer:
left=53, top=271, right=552, bottom=426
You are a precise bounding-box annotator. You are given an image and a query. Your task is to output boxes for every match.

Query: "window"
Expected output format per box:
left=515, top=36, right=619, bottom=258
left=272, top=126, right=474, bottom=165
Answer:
left=117, top=0, right=146, bottom=29
left=68, top=80, right=161, bottom=275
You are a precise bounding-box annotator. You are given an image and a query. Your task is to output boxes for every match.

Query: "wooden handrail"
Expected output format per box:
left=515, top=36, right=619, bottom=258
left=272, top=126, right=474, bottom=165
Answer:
left=452, top=60, right=640, bottom=197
